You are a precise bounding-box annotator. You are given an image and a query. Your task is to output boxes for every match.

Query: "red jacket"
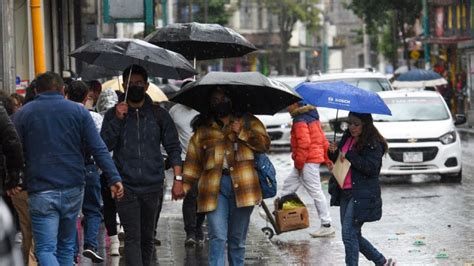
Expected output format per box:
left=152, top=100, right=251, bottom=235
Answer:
left=290, top=106, right=330, bottom=169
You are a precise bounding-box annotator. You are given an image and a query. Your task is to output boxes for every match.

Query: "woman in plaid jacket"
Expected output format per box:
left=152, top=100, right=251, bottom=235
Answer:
left=173, top=87, right=270, bottom=266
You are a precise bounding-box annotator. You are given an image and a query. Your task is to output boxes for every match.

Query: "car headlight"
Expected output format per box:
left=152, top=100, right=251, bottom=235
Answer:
left=321, top=122, right=332, bottom=132
left=280, top=122, right=292, bottom=129
left=439, top=131, right=456, bottom=145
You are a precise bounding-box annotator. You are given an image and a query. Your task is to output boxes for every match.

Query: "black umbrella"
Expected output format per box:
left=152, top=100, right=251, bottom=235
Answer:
left=70, top=38, right=197, bottom=80
left=79, top=64, right=121, bottom=81
left=170, top=72, right=302, bottom=115
left=144, top=23, right=257, bottom=61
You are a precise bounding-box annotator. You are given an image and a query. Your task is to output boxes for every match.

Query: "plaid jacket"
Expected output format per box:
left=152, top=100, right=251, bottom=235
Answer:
left=183, top=114, right=270, bottom=213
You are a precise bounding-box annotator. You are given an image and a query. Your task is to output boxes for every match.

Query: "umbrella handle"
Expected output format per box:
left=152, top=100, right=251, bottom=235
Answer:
left=124, top=65, right=133, bottom=102
left=333, top=109, right=339, bottom=143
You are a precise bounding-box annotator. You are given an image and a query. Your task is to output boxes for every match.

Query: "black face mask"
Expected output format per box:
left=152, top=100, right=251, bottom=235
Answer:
left=210, top=102, right=232, bottom=117
left=127, top=85, right=146, bottom=103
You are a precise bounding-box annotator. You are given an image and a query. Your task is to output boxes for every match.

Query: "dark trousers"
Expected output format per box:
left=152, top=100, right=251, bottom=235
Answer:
left=100, top=174, right=117, bottom=236
left=182, top=183, right=205, bottom=238
left=117, top=185, right=163, bottom=266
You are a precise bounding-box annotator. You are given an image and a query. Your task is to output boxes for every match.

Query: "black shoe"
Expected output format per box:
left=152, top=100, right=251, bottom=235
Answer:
left=82, top=245, right=104, bottom=263
left=184, top=235, right=196, bottom=247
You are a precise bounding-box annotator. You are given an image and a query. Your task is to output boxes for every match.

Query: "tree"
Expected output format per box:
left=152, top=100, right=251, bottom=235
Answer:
left=263, top=0, right=320, bottom=75
left=348, top=0, right=422, bottom=70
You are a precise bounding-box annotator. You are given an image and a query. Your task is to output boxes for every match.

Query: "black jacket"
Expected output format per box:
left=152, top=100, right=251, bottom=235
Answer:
left=101, top=95, right=181, bottom=193
left=0, top=105, right=23, bottom=192
left=328, top=131, right=383, bottom=224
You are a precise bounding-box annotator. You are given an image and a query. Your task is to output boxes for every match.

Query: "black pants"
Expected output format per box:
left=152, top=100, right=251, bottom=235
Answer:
left=117, top=185, right=163, bottom=266
left=100, top=174, right=117, bottom=236
left=182, top=183, right=205, bottom=238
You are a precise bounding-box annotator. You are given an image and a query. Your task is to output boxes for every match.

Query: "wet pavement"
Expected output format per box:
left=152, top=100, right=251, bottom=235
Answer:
left=65, top=130, right=474, bottom=265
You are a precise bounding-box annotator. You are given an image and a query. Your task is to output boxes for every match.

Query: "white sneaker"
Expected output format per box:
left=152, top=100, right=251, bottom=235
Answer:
left=258, top=208, right=270, bottom=221
left=109, top=235, right=120, bottom=256
left=309, top=226, right=336, bottom=237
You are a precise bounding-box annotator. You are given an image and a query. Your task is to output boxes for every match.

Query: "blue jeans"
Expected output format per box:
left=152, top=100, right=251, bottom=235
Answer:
left=340, top=191, right=385, bottom=266
left=29, top=186, right=84, bottom=266
left=206, top=175, right=254, bottom=266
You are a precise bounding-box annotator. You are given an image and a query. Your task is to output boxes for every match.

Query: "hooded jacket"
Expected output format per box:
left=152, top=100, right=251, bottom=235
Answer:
left=290, top=105, right=330, bottom=169
left=0, top=105, right=23, bottom=192
left=101, top=94, right=182, bottom=193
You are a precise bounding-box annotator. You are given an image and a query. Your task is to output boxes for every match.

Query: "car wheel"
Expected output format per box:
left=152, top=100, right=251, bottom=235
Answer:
left=440, top=170, right=462, bottom=183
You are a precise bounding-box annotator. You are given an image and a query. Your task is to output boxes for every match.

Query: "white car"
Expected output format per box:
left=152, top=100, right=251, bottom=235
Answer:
left=257, top=76, right=308, bottom=147
left=373, top=90, right=465, bottom=182
left=309, top=69, right=394, bottom=141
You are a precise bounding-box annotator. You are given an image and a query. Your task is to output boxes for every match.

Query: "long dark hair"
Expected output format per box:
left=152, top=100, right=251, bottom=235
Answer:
left=349, top=112, right=388, bottom=154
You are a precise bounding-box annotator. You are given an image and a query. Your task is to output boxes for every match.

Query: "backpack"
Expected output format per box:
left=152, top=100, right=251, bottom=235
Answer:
left=242, top=114, right=277, bottom=199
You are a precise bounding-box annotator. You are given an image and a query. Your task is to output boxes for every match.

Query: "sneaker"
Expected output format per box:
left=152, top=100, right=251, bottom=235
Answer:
left=258, top=208, right=270, bottom=221
left=15, top=232, right=22, bottom=244
left=309, top=225, right=336, bottom=238
left=109, top=235, right=120, bottom=256
left=184, top=235, right=196, bottom=247
left=383, top=258, right=397, bottom=266
left=118, top=226, right=125, bottom=241
left=83, top=245, right=104, bottom=263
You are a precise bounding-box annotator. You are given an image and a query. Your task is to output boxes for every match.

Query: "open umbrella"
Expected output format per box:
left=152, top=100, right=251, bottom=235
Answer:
left=295, top=81, right=391, bottom=141
left=79, top=64, right=121, bottom=81
left=392, top=69, right=447, bottom=88
left=171, top=72, right=302, bottom=115
left=102, top=77, right=168, bottom=102
left=70, top=38, right=197, bottom=80
left=144, top=22, right=257, bottom=65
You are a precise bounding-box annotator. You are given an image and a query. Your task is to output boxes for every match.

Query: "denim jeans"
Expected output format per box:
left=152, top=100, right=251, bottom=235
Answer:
left=116, top=185, right=163, bottom=266
left=207, top=175, right=254, bottom=266
left=29, top=186, right=84, bottom=266
left=340, top=190, right=385, bottom=266
left=182, top=182, right=205, bottom=238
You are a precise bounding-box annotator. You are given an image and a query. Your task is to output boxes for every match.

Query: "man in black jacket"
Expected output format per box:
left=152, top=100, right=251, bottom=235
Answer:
left=101, top=65, right=182, bottom=266
left=0, top=104, right=23, bottom=195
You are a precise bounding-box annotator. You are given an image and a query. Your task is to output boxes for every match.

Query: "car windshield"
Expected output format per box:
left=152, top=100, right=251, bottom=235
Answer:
left=373, top=96, right=450, bottom=122
left=342, top=78, right=391, bottom=92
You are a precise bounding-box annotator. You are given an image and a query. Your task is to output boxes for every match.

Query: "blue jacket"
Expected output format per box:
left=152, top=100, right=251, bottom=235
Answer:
left=101, top=95, right=181, bottom=193
left=328, top=132, right=383, bottom=224
left=13, top=92, right=121, bottom=193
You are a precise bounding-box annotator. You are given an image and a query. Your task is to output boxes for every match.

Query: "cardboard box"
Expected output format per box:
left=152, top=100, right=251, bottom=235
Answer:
left=275, top=207, right=309, bottom=232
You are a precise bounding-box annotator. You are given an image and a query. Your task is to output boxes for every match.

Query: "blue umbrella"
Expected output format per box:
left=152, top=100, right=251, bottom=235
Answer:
left=295, top=81, right=392, bottom=115
left=392, top=69, right=447, bottom=88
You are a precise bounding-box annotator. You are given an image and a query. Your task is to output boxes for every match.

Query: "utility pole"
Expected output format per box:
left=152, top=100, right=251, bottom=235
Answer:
left=162, top=0, right=168, bottom=26
left=322, top=15, right=329, bottom=73
left=363, top=23, right=371, bottom=68
left=422, top=0, right=431, bottom=69
left=188, top=0, right=193, bottom=22
left=0, top=0, right=15, bottom=94
left=204, top=0, right=208, bottom=23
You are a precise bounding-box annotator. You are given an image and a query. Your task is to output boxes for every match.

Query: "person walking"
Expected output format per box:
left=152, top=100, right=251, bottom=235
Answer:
left=278, top=102, right=335, bottom=237
left=173, top=87, right=271, bottom=266
left=101, top=65, right=182, bottom=266
left=66, top=80, right=105, bottom=263
left=327, top=112, right=395, bottom=266
left=13, top=71, right=123, bottom=266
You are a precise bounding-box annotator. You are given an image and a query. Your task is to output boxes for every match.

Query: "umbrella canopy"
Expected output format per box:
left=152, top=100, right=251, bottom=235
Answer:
left=171, top=72, right=302, bottom=115
left=70, top=38, right=197, bottom=80
left=392, top=69, right=447, bottom=88
left=144, top=23, right=257, bottom=60
left=79, top=64, right=121, bottom=81
left=102, top=77, right=168, bottom=102
left=295, top=81, right=392, bottom=115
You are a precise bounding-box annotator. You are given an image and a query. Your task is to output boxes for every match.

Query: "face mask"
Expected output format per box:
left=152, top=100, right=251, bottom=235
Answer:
left=127, top=85, right=145, bottom=103
left=210, top=102, right=232, bottom=117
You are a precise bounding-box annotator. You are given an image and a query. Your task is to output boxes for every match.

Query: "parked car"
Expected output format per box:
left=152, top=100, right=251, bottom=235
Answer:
left=309, top=69, right=394, bottom=141
left=257, top=76, right=308, bottom=147
left=373, top=90, right=465, bottom=182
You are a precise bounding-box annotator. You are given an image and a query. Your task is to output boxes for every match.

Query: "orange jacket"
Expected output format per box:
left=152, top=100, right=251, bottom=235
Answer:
left=290, top=106, right=330, bottom=169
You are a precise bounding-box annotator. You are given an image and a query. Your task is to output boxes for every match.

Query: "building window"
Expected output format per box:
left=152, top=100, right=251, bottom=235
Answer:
left=240, top=0, right=253, bottom=29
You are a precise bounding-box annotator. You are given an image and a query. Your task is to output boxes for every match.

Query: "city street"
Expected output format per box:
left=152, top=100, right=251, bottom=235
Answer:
left=73, top=131, right=474, bottom=266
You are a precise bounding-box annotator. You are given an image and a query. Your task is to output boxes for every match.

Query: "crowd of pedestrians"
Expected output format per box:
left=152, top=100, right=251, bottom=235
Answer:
left=0, top=63, right=395, bottom=266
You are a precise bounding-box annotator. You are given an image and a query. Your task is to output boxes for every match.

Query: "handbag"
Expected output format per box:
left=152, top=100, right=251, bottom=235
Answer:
left=254, top=153, right=277, bottom=199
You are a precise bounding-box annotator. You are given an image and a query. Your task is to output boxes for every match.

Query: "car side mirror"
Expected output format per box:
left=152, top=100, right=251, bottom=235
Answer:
left=454, top=114, right=467, bottom=125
